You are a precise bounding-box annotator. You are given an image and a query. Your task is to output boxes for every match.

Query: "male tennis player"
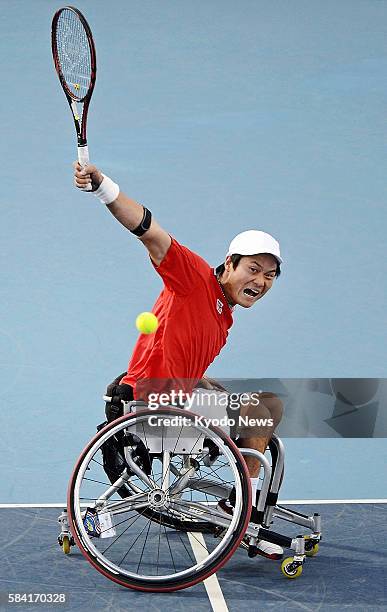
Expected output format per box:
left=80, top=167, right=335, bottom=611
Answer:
left=74, top=162, right=284, bottom=559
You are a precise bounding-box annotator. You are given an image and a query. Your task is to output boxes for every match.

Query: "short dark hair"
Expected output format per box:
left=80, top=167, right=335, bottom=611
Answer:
left=216, top=253, right=281, bottom=278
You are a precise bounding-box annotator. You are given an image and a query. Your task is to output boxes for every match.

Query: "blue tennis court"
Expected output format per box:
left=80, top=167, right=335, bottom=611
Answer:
left=1, top=1, right=387, bottom=609
left=1, top=502, right=386, bottom=611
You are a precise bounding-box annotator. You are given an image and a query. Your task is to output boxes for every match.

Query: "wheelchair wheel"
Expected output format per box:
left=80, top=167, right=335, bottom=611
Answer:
left=67, top=407, right=251, bottom=592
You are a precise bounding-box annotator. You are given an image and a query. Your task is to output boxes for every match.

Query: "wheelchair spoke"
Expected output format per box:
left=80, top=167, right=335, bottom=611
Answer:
left=90, top=455, right=125, bottom=478
left=103, top=506, right=151, bottom=556
left=69, top=408, right=251, bottom=590
left=83, top=477, right=115, bottom=487
left=184, top=529, right=211, bottom=553
left=136, top=518, right=153, bottom=573
left=163, top=521, right=177, bottom=574
left=199, top=467, right=211, bottom=509
left=118, top=491, right=149, bottom=510
left=118, top=514, right=153, bottom=565
left=176, top=530, right=195, bottom=564
left=161, top=450, right=171, bottom=491
left=159, top=425, right=184, bottom=490
left=79, top=496, right=120, bottom=502
left=98, top=511, right=141, bottom=539
left=156, top=508, right=163, bottom=575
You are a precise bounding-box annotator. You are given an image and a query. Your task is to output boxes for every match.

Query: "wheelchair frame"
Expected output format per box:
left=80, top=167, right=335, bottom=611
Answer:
left=58, top=400, right=322, bottom=590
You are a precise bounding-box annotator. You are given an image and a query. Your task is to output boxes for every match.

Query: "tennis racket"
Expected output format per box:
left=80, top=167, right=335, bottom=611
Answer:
left=51, top=6, right=97, bottom=190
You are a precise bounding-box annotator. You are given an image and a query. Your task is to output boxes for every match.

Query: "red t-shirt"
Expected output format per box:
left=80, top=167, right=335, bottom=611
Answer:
left=121, top=238, right=233, bottom=398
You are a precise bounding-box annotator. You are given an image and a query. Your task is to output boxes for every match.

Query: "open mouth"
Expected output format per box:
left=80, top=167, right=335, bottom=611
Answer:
left=243, top=288, right=259, bottom=298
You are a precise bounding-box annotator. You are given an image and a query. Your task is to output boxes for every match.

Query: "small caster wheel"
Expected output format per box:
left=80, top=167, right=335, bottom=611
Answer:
left=304, top=535, right=319, bottom=557
left=62, top=535, right=71, bottom=555
left=281, top=557, right=303, bottom=579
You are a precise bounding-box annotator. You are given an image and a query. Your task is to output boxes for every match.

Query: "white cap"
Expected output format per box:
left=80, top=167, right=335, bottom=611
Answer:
left=226, top=230, right=283, bottom=264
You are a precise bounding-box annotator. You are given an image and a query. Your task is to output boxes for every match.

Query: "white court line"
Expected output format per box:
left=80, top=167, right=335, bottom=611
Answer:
left=1, top=499, right=387, bottom=508
left=188, top=532, right=229, bottom=612
left=0, top=504, right=67, bottom=508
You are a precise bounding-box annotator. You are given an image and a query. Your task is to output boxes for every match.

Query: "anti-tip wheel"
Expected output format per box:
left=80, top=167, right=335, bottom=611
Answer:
left=281, top=557, right=303, bottom=579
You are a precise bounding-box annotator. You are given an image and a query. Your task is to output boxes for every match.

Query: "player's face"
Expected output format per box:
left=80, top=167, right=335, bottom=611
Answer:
left=221, top=254, right=278, bottom=308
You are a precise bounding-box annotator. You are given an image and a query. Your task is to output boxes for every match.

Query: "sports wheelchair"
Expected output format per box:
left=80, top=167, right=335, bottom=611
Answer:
left=58, top=400, right=322, bottom=592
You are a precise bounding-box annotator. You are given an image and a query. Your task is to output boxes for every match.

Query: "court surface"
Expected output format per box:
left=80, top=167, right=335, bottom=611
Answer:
left=1, top=1, right=387, bottom=610
left=0, top=502, right=386, bottom=611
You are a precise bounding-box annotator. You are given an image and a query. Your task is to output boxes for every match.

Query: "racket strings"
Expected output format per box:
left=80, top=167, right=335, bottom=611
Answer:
left=55, top=9, right=92, bottom=101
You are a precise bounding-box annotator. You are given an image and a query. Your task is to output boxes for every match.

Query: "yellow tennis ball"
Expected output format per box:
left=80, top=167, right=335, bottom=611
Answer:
left=136, top=312, right=159, bottom=334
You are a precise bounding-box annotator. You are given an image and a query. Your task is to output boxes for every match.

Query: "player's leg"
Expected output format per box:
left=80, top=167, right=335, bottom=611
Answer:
left=238, top=392, right=283, bottom=477
left=219, top=392, right=284, bottom=559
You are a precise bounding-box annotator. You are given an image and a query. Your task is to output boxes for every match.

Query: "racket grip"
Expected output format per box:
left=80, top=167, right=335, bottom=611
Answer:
left=77, top=145, right=92, bottom=191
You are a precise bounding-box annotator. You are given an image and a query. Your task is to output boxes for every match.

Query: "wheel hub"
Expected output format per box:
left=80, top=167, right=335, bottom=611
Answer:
left=148, top=488, right=168, bottom=508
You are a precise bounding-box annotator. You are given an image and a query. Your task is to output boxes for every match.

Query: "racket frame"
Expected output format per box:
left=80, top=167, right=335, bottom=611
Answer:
left=51, top=5, right=97, bottom=170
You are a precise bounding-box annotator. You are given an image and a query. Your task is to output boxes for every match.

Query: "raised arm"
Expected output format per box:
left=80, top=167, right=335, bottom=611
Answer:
left=74, top=162, right=171, bottom=266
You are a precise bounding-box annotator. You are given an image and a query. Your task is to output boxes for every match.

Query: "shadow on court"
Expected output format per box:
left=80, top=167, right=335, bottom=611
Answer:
left=0, top=504, right=385, bottom=611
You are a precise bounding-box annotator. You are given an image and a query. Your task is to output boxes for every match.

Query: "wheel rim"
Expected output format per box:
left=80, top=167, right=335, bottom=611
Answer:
left=68, top=409, right=251, bottom=589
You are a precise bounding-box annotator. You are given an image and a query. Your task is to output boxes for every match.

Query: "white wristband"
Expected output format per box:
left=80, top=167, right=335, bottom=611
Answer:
left=93, top=174, right=120, bottom=205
